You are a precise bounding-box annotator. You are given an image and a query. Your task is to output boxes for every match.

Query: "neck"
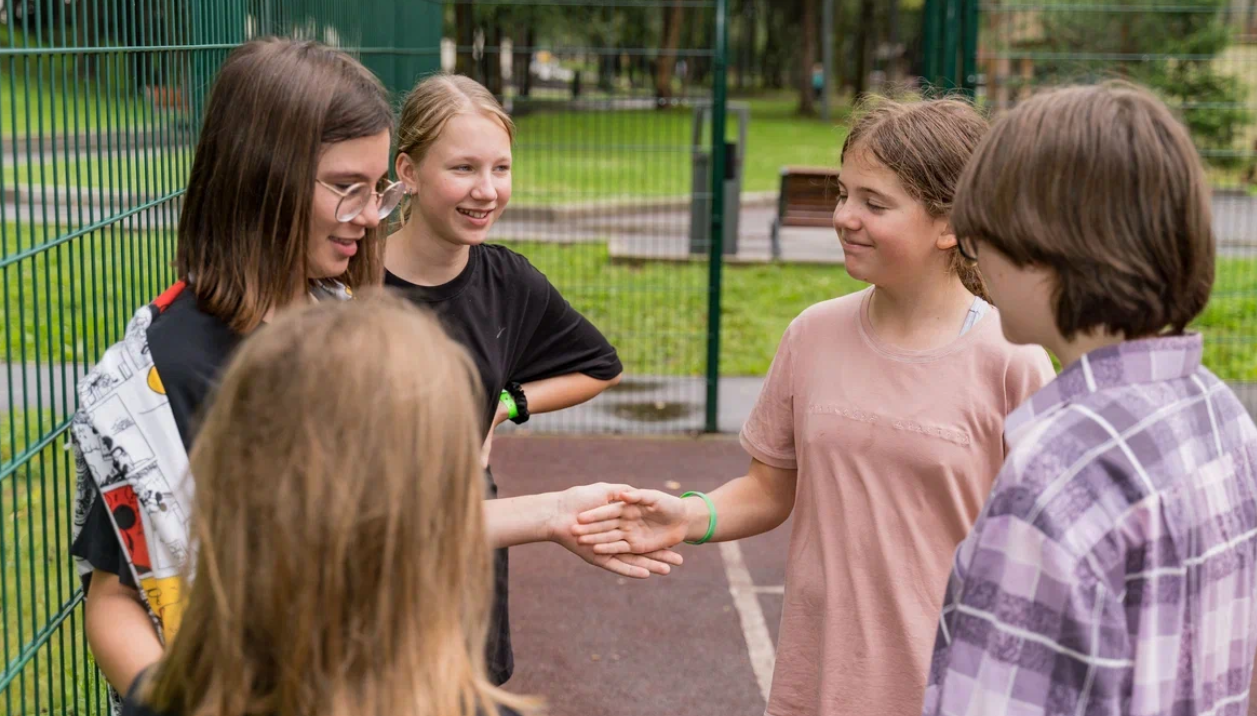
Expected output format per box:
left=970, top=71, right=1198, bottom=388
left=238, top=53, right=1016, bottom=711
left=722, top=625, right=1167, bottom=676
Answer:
left=1047, top=329, right=1127, bottom=370
left=386, top=219, right=471, bottom=287
left=261, top=281, right=313, bottom=325
left=867, top=271, right=976, bottom=349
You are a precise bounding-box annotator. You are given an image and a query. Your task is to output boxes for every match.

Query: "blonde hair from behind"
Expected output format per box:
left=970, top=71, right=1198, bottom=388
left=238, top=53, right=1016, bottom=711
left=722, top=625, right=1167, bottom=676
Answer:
left=841, top=94, right=991, bottom=301
left=143, top=291, right=538, bottom=716
left=395, top=73, right=516, bottom=225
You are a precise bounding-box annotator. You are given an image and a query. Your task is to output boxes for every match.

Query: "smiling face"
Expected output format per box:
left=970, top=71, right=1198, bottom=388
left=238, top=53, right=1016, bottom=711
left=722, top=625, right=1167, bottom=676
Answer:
left=399, top=112, right=513, bottom=249
left=833, top=145, right=956, bottom=289
left=308, top=129, right=392, bottom=280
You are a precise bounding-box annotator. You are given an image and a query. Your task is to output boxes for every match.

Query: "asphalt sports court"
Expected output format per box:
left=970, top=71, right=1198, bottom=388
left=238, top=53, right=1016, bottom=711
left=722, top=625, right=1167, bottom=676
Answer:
left=495, top=435, right=791, bottom=716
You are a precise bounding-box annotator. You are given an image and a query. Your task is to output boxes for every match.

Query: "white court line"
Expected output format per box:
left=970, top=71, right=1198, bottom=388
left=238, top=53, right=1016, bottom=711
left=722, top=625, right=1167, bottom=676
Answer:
left=719, top=540, right=778, bottom=702
left=735, top=585, right=785, bottom=595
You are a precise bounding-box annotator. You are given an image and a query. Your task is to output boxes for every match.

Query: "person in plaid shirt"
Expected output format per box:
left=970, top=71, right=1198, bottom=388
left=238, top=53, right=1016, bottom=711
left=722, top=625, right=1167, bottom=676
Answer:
left=924, top=81, right=1257, bottom=716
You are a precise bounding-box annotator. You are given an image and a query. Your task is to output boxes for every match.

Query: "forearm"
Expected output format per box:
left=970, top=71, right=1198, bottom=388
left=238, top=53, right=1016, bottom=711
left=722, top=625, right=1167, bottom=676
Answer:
left=84, top=571, right=163, bottom=694
left=683, top=464, right=797, bottom=543
left=519, top=372, right=621, bottom=416
left=484, top=492, right=561, bottom=549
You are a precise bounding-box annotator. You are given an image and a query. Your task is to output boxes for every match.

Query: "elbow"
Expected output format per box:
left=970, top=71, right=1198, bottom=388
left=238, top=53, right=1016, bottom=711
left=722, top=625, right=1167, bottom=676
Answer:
left=606, top=372, right=623, bottom=388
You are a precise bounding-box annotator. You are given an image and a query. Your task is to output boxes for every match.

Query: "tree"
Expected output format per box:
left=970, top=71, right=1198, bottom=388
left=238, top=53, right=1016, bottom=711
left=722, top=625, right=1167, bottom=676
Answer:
left=798, top=0, right=818, bottom=114
left=655, top=0, right=684, bottom=101
left=1031, top=0, right=1246, bottom=168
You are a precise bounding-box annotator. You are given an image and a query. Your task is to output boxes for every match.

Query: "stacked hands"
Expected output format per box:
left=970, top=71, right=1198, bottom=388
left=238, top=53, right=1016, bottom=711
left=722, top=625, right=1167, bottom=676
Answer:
left=551, top=484, right=694, bottom=579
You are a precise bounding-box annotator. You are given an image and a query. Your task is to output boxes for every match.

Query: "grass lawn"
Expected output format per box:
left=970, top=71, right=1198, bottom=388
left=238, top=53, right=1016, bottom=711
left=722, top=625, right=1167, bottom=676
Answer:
left=6, top=96, right=844, bottom=203
left=3, top=229, right=1257, bottom=380
left=1, top=408, right=108, bottom=716
left=0, top=25, right=150, bottom=140
left=2, top=222, right=181, bottom=366
left=497, top=240, right=1257, bottom=381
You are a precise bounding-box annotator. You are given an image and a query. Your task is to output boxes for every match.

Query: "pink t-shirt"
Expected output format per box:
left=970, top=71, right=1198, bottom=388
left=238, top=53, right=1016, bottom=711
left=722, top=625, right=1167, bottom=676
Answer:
left=740, top=288, right=1055, bottom=716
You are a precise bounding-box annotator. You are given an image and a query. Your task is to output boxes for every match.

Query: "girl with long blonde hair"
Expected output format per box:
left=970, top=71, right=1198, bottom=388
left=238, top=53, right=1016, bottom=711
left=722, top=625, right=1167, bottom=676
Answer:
left=384, top=73, right=655, bottom=684
left=124, top=293, right=534, bottom=716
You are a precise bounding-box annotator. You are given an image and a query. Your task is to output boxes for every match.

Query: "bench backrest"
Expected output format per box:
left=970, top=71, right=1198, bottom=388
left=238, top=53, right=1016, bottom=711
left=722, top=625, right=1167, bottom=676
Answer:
left=778, top=166, right=840, bottom=225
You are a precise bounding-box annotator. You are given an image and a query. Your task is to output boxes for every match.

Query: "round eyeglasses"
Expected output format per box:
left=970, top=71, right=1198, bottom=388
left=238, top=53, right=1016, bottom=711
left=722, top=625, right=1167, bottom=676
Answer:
left=317, top=179, right=406, bottom=223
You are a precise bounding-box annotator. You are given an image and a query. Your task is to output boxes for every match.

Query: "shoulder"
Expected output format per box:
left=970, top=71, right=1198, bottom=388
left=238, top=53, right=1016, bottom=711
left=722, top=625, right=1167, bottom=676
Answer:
left=786, top=290, right=866, bottom=342
left=972, top=307, right=1054, bottom=370
left=989, top=392, right=1142, bottom=561
left=144, top=285, right=239, bottom=390
left=478, top=244, right=547, bottom=285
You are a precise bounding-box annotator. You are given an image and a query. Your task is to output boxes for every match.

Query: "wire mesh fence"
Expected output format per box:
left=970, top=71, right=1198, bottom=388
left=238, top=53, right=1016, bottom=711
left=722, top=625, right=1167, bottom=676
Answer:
left=973, top=0, right=1257, bottom=405
left=0, top=1, right=453, bottom=713
left=477, top=1, right=727, bottom=435
left=1, top=2, right=731, bottom=712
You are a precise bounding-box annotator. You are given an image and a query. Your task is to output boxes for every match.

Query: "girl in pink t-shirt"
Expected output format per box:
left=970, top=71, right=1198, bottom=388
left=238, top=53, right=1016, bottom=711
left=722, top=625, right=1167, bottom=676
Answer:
left=572, top=98, right=1055, bottom=716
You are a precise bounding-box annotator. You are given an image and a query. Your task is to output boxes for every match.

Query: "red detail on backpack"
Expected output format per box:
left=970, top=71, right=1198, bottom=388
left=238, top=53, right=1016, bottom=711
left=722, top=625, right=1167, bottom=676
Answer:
left=153, top=280, right=187, bottom=313
left=101, top=485, right=153, bottom=575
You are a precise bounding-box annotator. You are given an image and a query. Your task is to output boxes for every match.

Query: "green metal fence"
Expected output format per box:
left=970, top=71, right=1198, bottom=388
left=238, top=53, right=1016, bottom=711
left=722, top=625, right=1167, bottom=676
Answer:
left=1, top=2, right=731, bottom=712
left=924, top=0, right=1257, bottom=405
left=470, top=0, right=730, bottom=435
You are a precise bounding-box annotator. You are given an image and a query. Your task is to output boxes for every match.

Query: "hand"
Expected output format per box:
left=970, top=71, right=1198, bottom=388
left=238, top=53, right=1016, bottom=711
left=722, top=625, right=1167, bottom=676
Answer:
left=571, top=488, right=692, bottom=555
left=548, top=484, right=685, bottom=579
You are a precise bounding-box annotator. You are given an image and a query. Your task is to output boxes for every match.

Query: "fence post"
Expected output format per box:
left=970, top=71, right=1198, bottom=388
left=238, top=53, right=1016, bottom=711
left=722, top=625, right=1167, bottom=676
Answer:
left=941, top=0, right=961, bottom=91
left=961, top=0, right=980, bottom=98
left=923, top=0, right=941, bottom=89
left=705, top=0, right=729, bottom=434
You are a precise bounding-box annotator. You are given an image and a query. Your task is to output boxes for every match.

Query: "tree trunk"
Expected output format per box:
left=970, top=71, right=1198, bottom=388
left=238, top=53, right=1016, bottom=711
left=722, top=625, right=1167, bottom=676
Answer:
left=515, top=24, right=534, bottom=98
left=455, top=3, right=476, bottom=77
left=486, top=20, right=504, bottom=98
left=798, top=0, right=818, bottom=115
left=655, top=0, right=684, bottom=102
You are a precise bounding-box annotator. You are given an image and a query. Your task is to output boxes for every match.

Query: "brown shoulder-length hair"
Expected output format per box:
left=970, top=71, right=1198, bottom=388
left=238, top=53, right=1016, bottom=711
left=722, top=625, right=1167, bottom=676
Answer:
left=142, top=291, right=539, bottom=716
left=952, top=81, right=1213, bottom=340
left=841, top=95, right=991, bottom=301
left=177, top=37, right=392, bottom=334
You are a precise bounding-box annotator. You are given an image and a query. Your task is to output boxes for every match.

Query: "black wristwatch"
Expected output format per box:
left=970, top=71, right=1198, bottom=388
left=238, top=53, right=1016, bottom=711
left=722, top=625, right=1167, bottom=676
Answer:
left=501, top=381, right=530, bottom=425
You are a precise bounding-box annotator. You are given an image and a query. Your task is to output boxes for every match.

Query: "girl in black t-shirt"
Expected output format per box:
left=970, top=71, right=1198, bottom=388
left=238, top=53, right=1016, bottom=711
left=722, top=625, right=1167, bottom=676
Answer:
left=384, top=74, right=679, bottom=684
left=125, top=296, right=534, bottom=716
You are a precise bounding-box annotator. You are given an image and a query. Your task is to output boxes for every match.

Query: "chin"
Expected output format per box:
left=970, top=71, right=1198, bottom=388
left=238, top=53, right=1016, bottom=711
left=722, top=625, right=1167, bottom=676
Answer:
left=842, top=261, right=875, bottom=285
left=312, top=259, right=350, bottom=281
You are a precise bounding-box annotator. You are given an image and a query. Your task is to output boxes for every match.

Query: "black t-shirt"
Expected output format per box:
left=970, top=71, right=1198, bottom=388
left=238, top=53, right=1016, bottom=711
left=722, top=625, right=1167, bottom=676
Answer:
left=70, top=286, right=241, bottom=591
left=384, top=243, right=623, bottom=431
left=385, top=243, right=623, bottom=687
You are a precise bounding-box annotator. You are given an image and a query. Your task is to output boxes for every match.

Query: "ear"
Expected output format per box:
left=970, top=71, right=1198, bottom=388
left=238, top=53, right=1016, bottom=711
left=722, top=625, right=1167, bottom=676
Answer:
left=935, top=220, right=958, bottom=251
left=395, top=154, right=419, bottom=193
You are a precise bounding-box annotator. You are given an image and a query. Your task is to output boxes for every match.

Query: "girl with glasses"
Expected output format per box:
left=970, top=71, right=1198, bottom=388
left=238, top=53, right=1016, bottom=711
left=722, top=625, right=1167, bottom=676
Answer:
left=70, top=41, right=679, bottom=714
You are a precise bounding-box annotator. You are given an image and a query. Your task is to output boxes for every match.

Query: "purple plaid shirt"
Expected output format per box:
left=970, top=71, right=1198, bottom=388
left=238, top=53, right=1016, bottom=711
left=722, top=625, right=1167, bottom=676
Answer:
left=923, top=334, right=1257, bottom=716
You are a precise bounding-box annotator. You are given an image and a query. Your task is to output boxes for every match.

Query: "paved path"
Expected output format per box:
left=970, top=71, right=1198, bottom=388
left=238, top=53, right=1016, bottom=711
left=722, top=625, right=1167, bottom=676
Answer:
left=494, top=434, right=786, bottom=715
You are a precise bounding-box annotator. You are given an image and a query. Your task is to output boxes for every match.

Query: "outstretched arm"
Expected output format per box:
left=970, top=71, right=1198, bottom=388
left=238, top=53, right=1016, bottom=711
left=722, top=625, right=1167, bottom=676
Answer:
left=485, top=483, right=683, bottom=579
left=571, top=458, right=798, bottom=554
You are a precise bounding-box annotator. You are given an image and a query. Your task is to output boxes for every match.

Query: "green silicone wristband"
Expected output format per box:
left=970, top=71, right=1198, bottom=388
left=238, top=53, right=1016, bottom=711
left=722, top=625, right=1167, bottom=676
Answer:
left=499, top=390, right=518, bottom=420
left=681, top=490, right=717, bottom=545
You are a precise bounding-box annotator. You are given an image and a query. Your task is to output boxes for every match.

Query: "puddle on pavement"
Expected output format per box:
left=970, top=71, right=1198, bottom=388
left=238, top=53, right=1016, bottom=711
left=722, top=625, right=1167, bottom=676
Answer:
left=605, top=400, right=693, bottom=422
left=606, top=378, right=665, bottom=394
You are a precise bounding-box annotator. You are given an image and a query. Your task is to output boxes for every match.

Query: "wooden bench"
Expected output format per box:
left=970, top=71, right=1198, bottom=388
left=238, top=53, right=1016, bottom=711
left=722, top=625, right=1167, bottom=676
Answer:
left=769, top=165, right=841, bottom=259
